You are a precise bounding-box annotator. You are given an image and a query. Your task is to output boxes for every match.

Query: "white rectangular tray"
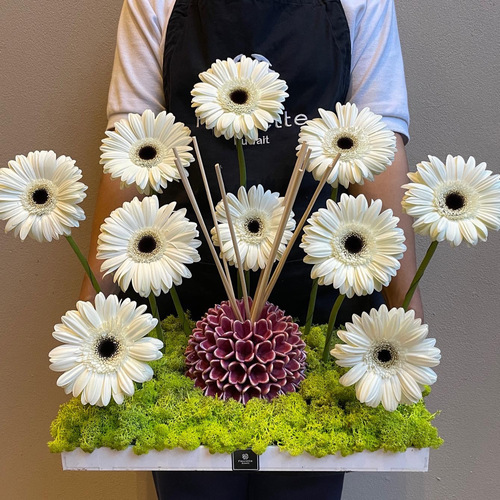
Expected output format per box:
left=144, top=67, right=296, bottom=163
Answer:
left=62, top=446, right=429, bottom=472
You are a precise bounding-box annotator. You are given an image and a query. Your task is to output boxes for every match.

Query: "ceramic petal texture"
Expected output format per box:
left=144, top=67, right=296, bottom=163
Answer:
left=185, top=299, right=306, bottom=404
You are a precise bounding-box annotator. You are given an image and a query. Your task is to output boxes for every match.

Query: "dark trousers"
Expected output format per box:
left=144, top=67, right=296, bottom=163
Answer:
left=153, top=471, right=344, bottom=500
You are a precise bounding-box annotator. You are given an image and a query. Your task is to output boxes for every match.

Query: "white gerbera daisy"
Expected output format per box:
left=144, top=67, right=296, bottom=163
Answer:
left=191, top=55, right=288, bottom=144
left=331, top=305, right=441, bottom=411
left=49, top=293, right=163, bottom=406
left=97, top=196, right=201, bottom=297
left=100, top=110, right=194, bottom=195
left=402, top=155, right=500, bottom=246
left=0, top=151, right=87, bottom=242
left=297, top=103, right=397, bottom=188
left=300, top=194, right=406, bottom=298
left=211, top=184, right=295, bottom=271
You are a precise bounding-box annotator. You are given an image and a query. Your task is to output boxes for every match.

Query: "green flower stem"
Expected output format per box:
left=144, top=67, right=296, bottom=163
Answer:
left=236, top=270, right=251, bottom=301
left=148, top=292, right=165, bottom=349
left=303, top=278, right=319, bottom=336
left=245, top=270, right=251, bottom=298
left=169, top=285, right=192, bottom=337
left=235, top=138, right=248, bottom=302
left=402, top=240, right=439, bottom=311
left=322, top=294, right=345, bottom=363
left=236, top=138, right=247, bottom=188
left=237, top=273, right=242, bottom=299
left=304, top=187, right=338, bottom=336
left=65, top=235, right=101, bottom=294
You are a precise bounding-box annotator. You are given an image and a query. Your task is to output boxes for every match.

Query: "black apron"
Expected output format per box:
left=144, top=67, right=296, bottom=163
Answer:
left=154, top=1, right=356, bottom=496
left=156, top=0, right=381, bottom=325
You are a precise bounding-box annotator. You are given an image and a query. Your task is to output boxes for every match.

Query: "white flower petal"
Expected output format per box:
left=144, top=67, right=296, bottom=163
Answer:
left=298, top=103, right=396, bottom=189
left=0, top=151, right=87, bottom=242
left=101, top=110, right=193, bottom=195
left=402, top=155, right=500, bottom=246
left=191, top=55, right=288, bottom=143
left=212, top=184, right=295, bottom=271
left=301, top=194, right=405, bottom=298
left=48, top=293, right=163, bottom=406
left=331, top=306, right=440, bottom=412
left=97, top=196, right=200, bottom=297
left=338, top=362, right=367, bottom=386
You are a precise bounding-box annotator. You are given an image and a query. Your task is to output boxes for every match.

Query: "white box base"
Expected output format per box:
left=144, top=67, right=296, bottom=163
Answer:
left=62, top=446, right=429, bottom=472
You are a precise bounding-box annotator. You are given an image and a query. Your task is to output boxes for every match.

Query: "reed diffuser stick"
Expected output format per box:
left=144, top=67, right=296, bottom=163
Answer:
left=192, top=137, right=233, bottom=289
left=250, top=145, right=309, bottom=322
left=252, top=144, right=308, bottom=302
left=173, top=148, right=243, bottom=321
left=262, top=153, right=341, bottom=306
left=214, top=164, right=251, bottom=319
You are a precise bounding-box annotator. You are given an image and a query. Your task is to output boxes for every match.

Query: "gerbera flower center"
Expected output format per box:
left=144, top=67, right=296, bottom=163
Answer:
left=374, top=343, right=398, bottom=367
left=129, top=229, right=165, bottom=263
left=97, top=337, right=119, bottom=359
left=138, top=235, right=157, bottom=253
left=138, top=145, right=158, bottom=161
left=323, top=128, right=369, bottom=161
left=32, top=188, right=49, bottom=205
left=363, top=342, right=400, bottom=377
left=219, top=80, right=260, bottom=114
left=131, top=139, right=166, bottom=169
left=22, top=180, right=58, bottom=215
left=337, top=136, right=355, bottom=150
left=83, top=329, right=128, bottom=374
left=230, top=89, right=249, bottom=105
left=377, top=348, right=392, bottom=363
left=435, top=182, right=475, bottom=220
left=236, top=210, right=268, bottom=243
left=330, top=225, right=373, bottom=267
left=246, top=218, right=262, bottom=234
left=344, top=233, right=364, bottom=254
left=445, top=191, right=465, bottom=211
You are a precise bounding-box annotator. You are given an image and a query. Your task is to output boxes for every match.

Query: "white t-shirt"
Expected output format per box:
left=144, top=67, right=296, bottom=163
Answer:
left=107, top=0, right=409, bottom=141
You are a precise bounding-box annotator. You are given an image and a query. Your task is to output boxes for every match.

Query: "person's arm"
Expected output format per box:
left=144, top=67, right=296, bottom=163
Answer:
left=345, top=0, right=410, bottom=143
left=349, top=133, right=423, bottom=319
left=80, top=0, right=172, bottom=301
left=343, top=2, right=422, bottom=315
left=107, top=0, right=172, bottom=130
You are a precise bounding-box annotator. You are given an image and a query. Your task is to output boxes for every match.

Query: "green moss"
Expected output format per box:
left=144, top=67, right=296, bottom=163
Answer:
left=49, top=319, right=443, bottom=456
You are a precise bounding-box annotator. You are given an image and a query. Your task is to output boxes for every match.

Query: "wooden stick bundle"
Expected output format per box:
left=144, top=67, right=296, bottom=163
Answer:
left=214, top=164, right=251, bottom=319
left=192, top=137, right=233, bottom=291
left=250, top=144, right=310, bottom=322
left=261, top=153, right=341, bottom=306
left=173, top=147, right=243, bottom=321
left=174, top=141, right=340, bottom=326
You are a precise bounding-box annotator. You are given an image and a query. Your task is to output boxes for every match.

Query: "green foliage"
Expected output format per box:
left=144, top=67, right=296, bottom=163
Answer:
left=49, top=319, right=443, bottom=456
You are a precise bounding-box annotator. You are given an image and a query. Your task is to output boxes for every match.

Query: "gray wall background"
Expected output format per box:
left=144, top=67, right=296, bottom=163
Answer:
left=0, top=1, right=498, bottom=499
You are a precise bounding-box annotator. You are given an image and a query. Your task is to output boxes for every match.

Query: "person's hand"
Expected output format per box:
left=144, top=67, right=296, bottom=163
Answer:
left=383, top=285, right=424, bottom=322
left=78, top=271, right=118, bottom=303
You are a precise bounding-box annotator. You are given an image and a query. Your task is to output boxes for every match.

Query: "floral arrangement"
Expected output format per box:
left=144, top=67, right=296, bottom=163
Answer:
left=2, top=55, right=500, bottom=457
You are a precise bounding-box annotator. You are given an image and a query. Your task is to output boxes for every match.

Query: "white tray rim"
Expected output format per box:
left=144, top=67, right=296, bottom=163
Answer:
left=61, top=446, right=429, bottom=472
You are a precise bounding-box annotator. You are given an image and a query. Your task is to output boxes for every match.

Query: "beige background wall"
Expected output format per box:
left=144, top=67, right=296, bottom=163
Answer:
left=1, top=1, right=498, bottom=499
